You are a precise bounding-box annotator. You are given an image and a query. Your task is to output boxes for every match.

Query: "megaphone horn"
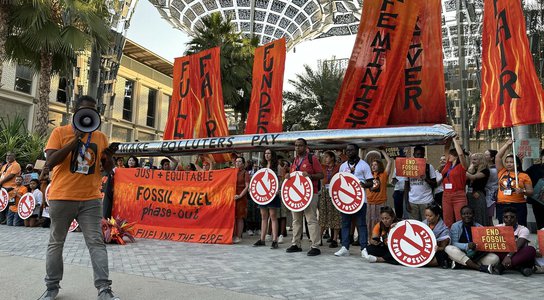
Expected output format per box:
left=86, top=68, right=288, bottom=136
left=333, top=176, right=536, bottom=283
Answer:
left=72, top=108, right=101, bottom=133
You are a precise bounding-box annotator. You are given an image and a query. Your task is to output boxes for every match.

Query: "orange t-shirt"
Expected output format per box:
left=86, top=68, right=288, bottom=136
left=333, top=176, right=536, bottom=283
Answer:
left=45, top=125, right=109, bottom=201
left=9, top=185, right=28, bottom=212
left=496, top=168, right=532, bottom=204
left=1, top=161, right=21, bottom=188
left=366, top=171, right=388, bottom=205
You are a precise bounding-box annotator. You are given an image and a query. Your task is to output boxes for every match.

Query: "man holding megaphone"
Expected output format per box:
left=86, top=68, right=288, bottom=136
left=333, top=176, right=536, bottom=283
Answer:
left=39, top=96, right=120, bottom=300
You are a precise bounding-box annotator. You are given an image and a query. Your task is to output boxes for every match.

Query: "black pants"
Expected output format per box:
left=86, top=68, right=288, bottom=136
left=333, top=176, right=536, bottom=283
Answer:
left=367, top=243, right=399, bottom=265
left=531, top=200, right=544, bottom=230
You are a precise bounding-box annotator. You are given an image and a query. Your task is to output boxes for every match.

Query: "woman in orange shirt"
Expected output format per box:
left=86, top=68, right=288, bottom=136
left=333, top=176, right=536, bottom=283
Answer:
left=495, top=139, right=533, bottom=226
left=366, top=150, right=392, bottom=237
left=7, top=175, right=28, bottom=226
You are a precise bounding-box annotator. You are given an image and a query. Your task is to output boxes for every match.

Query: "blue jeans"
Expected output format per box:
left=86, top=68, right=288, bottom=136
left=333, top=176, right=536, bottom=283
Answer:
left=496, top=202, right=528, bottom=226
left=45, top=199, right=111, bottom=290
left=7, top=210, right=24, bottom=226
left=341, top=204, right=368, bottom=250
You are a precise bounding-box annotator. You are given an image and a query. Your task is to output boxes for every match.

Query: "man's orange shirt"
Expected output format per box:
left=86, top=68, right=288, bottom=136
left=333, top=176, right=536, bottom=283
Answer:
left=45, top=125, right=108, bottom=201
left=1, top=161, right=21, bottom=188
left=9, top=185, right=28, bottom=212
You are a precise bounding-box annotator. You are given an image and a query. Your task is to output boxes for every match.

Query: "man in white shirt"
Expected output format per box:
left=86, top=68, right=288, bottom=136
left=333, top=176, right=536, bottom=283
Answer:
left=403, top=146, right=437, bottom=221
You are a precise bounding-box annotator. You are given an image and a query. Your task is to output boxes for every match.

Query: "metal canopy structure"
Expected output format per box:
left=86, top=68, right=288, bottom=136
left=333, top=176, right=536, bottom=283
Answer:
left=149, top=0, right=363, bottom=49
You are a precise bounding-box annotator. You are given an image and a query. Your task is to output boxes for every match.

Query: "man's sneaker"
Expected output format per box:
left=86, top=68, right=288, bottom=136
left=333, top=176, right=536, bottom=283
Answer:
left=334, top=246, right=350, bottom=257
left=361, top=248, right=369, bottom=259
left=278, top=235, right=284, bottom=244
left=253, top=239, right=265, bottom=247
left=366, top=255, right=378, bottom=263
left=329, top=240, right=338, bottom=248
left=307, top=247, right=321, bottom=256
left=479, top=264, right=493, bottom=274
left=286, top=245, right=302, bottom=253
left=39, top=288, right=59, bottom=300
left=247, top=229, right=254, bottom=236
left=233, top=237, right=242, bottom=244
left=98, top=287, right=120, bottom=300
left=270, top=241, right=279, bottom=249
left=265, top=234, right=272, bottom=241
left=521, top=267, right=534, bottom=277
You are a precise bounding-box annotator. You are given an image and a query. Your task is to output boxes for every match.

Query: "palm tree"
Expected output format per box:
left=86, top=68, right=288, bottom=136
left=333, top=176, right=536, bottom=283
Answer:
left=185, top=12, right=258, bottom=132
left=0, top=1, right=17, bottom=87
left=4, top=0, right=111, bottom=137
left=283, top=61, right=345, bottom=130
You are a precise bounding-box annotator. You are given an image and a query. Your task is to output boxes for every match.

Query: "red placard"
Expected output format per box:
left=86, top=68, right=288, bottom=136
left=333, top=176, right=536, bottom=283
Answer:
left=249, top=168, right=279, bottom=205
left=537, top=230, right=544, bottom=256
left=471, top=226, right=517, bottom=253
left=281, top=171, right=313, bottom=212
left=0, top=188, right=9, bottom=212
left=388, top=220, right=436, bottom=267
left=17, top=193, right=36, bottom=220
left=329, top=172, right=365, bottom=214
left=395, top=158, right=426, bottom=178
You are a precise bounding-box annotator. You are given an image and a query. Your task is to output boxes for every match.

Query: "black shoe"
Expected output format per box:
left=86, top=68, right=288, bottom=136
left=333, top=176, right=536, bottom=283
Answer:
left=307, top=247, right=321, bottom=256
left=329, top=240, right=338, bottom=248
left=441, top=259, right=451, bottom=269
left=479, top=264, right=493, bottom=274
left=521, top=267, right=533, bottom=277
left=253, top=240, right=265, bottom=247
left=326, top=237, right=333, bottom=243
left=286, top=245, right=302, bottom=253
left=493, top=263, right=505, bottom=275
left=270, top=241, right=278, bottom=249
left=323, top=232, right=330, bottom=239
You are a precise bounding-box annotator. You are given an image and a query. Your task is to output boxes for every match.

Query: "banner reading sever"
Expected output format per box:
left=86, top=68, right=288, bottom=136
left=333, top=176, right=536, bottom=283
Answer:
left=245, top=38, right=286, bottom=134
left=112, top=168, right=237, bottom=244
left=478, top=0, right=544, bottom=130
left=163, top=56, right=192, bottom=139
left=328, top=0, right=423, bottom=129
left=388, top=0, right=446, bottom=125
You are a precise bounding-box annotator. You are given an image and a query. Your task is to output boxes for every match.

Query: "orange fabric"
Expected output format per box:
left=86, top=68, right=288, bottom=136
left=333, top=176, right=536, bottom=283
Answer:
left=0, top=161, right=21, bottom=188
left=245, top=38, right=286, bottom=134
left=496, top=168, right=532, bottom=204
left=45, top=125, right=108, bottom=201
left=471, top=226, right=517, bottom=253
left=478, top=0, right=544, bottom=130
left=8, top=185, right=28, bottom=212
left=112, top=168, right=237, bottom=244
left=388, top=0, right=446, bottom=125
left=366, top=172, right=388, bottom=205
left=538, top=230, right=544, bottom=256
left=328, top=0, right=423, bottom=128
left=163, top=56, right=193, bottom=139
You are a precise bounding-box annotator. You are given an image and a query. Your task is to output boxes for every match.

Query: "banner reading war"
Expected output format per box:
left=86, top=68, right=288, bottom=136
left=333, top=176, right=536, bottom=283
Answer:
left=112, top=168, right=237, bottom=244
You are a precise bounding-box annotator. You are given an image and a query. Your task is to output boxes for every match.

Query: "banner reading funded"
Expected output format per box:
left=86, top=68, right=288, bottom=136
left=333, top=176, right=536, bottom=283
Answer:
left=328, top=0, right=423, bottom=129
left=112, top=168, right=237, bottom=244
left=245, top=38, right=286, bottom=134
left=471, top=226, right=517, bottom=253
left=163, top=56, right=193, bottom=139
left=395, top=157, right=426, bottom=178
left=478, top=0, right=544, bottom=130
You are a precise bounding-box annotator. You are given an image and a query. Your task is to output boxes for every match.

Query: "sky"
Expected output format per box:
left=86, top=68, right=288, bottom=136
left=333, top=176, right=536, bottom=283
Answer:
left=125, top=0, right=356, bottom=91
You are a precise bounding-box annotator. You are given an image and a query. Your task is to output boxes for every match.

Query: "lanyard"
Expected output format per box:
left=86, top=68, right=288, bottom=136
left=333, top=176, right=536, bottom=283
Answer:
left=463, top=225, right=471, bottom=242
left=295, top=156, right=305, bottom=171
left=445, top=163, right=456, bottom=179
left=348, top=159, right=359, bottom=174
left=506, top=171, right=513, bottom=188
left=326, top=166, right=333, bottom=181
left=79, top=133, right=92, bottom=160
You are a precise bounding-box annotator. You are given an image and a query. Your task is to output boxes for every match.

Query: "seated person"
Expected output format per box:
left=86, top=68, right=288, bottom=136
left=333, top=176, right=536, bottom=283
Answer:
left=423, top=203, right=451, bottom=268
left=362, top=206, right=399, bottom=264
left=494, top=207, right=537, bottom=276
left=445, top=206, right=499, bottom=273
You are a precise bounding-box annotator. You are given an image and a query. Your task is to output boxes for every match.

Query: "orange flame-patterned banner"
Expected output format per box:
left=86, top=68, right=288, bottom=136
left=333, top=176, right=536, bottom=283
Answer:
left=328, top=0, right=423, bottom=129
left=478, top=0, right=544, bottom=130
left=163, top=56, right=193, bottom=140
left=388, top=0, right=446, bottom=125
left=112, top=168, right=237, bottom=244
left=245, top=38, right=286, bottom=134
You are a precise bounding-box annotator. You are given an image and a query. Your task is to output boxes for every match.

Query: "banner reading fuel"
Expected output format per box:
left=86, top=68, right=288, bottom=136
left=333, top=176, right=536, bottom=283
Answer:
left=112, top=168, right=237, bottom=244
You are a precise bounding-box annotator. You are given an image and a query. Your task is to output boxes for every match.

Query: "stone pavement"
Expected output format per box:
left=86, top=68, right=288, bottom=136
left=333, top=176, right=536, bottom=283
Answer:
left=0, top=226, right=542, bottom=300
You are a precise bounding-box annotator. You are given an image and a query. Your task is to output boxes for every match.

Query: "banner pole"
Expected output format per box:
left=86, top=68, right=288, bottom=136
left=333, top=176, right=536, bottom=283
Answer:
left=510, top=127, right=519, bottom=187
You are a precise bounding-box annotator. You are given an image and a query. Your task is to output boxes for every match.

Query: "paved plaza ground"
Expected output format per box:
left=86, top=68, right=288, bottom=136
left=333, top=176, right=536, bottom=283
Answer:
left=0, top=225, right=542, bottom=299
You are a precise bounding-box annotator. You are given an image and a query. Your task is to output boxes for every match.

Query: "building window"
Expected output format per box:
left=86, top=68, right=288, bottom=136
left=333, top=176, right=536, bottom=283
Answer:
left=123, top=80, right=134, bottom=121
left=14, top=65, right=33, bottom=94
left=56, top=77, right=67, bottom=103
left=147, top=89, right=156, bottom=127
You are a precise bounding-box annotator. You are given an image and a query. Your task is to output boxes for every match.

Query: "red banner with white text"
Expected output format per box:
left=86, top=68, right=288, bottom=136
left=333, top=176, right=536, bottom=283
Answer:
left=328, top=0, right=423, bottom=129
left=388, top=0, right=446, bottom=125
left=245, top=38, right=286, bottom=134
left=163, top=56, right=193, bottom=139
left=478, top=0, right=544, bottom=130
left=112, top=168, right=236, bottom=244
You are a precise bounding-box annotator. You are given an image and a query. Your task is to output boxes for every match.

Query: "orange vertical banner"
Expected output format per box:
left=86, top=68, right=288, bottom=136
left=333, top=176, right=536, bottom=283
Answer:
left=245, top=38, right=286, bottom=134
left=190, top=47, right=231, bottom=163
left=478, top=0, right=544, bottom=130
left=328, top=0, right=423, bottom=129
left=388, top=0, right=446, bottom=125
left=163, top=56, right=193, bottom=139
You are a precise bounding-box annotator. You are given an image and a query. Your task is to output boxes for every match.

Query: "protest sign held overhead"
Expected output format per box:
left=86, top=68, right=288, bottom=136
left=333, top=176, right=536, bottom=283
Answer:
left=395, top=158, right=426, bottom=178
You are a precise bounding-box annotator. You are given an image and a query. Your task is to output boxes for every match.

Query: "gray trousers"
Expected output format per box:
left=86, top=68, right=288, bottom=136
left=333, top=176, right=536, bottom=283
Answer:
left=45, top=199, right=111, bottom=290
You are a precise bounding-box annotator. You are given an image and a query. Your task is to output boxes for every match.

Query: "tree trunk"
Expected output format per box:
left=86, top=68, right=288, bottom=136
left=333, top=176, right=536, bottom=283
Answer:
left=36, top=51, right=53, bottom=138
left=0, top=5, right=8, bottom=88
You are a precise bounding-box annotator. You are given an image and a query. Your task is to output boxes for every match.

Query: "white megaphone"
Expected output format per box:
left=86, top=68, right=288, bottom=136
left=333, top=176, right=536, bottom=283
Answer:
left=72, top=107, right=101, bottom=133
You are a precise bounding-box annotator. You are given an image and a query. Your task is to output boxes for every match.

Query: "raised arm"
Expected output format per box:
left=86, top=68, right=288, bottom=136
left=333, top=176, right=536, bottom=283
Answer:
left=453, top=138, right=468, bottom=169
left=380, top=150, right=393, bottom=175
left=496, top=139, right=513, bottom=171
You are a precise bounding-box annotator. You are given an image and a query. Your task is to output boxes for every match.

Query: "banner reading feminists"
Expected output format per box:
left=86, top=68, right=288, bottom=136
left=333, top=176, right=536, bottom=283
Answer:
left=112, top=168, right=237, bottom=244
